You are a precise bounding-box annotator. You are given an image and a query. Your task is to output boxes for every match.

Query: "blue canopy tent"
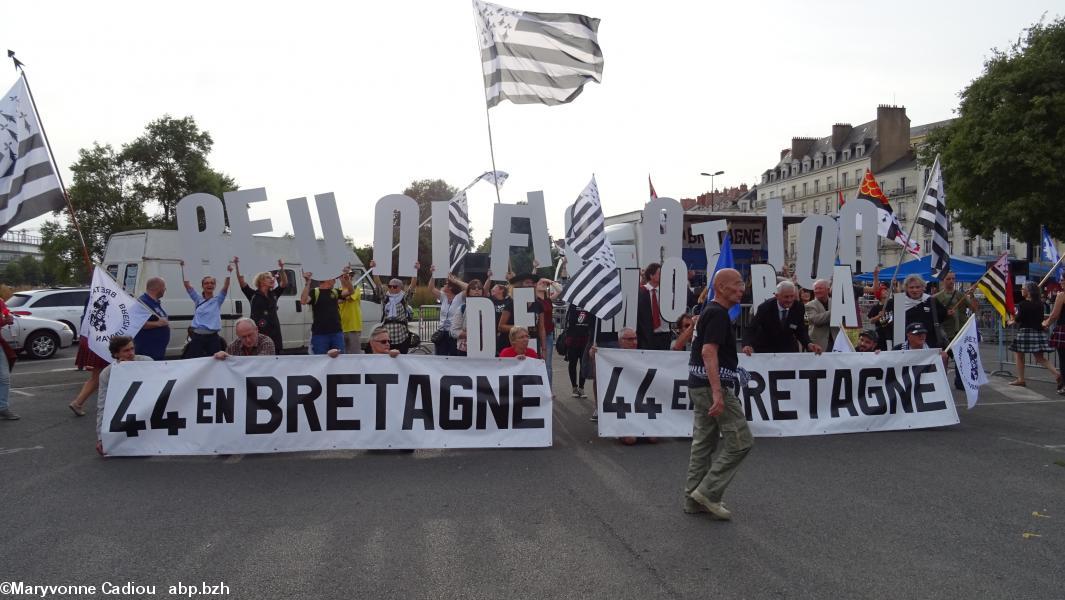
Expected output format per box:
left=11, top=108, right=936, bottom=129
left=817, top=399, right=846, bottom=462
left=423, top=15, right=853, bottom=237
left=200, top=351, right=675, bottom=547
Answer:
left=853, top=255, right=989, bottom=283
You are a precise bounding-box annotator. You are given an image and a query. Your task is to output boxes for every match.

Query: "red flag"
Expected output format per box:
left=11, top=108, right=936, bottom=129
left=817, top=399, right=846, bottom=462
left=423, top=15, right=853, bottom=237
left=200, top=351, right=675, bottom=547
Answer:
left=648, top=175, right=657, bottom=199
left=855, top=169, right=919, bottom=256
left=837, top=189, right=845, bottom=211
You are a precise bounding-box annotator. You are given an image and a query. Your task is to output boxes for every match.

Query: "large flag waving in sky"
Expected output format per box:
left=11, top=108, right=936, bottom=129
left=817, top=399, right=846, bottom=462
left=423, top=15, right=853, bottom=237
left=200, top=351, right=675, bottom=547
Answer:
left=1041, top=225, right=1062, bottom=282
left=916, top=156, right=950, bottom=278
left=0, top=76, right=65, bottom=235
left=474, top=0, right=603, bottom=108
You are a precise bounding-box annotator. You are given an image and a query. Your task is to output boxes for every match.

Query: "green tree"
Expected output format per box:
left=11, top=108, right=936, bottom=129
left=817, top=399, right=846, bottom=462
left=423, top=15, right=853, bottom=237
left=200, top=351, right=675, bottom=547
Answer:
left=400, top=179, right=459, bottom=280
left=922, top=17, right=1065, bottom=248
left=3, top=261, right=22, bottom=286
left=122, top=115, right=236, bottom=226
left=17, top=255, right=41, bottom=286
left=40, top=116, right=235, bottom=284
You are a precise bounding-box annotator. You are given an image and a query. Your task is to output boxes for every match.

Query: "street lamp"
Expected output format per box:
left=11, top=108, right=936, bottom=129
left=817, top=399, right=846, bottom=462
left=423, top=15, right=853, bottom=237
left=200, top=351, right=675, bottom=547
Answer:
left=700, top=170, right=724, bottom=210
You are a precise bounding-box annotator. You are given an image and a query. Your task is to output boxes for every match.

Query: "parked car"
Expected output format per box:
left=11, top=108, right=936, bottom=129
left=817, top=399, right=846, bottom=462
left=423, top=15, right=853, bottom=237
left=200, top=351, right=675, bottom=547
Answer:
left=1, top=314, right=75, bottom=359
left=5, top=287, right=89, bottom=338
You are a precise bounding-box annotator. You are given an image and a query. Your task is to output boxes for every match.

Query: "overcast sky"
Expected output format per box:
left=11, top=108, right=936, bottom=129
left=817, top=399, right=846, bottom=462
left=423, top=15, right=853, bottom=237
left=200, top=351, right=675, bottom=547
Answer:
left=4, top=0, right=1056, bottom=247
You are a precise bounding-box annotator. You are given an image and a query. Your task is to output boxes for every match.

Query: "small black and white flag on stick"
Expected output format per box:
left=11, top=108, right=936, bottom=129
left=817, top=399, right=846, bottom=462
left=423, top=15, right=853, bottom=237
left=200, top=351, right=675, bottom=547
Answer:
left=0, top=75, right=65, bottom=235
left=562, top=176, right=622, bottom=320
left=916, top=155, right=950, bottom=279
left=478, top=170, right=509, bottom=187
left=474, top=0, right=603, bottom=108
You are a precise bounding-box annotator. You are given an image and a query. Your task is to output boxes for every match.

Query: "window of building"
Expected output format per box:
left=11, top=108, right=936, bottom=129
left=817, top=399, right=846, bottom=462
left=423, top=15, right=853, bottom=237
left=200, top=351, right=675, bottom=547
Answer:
left=801, top=202, right=807, bottom=214
left=802, top=158, right=811, bottom=172
left=842, top=149, right=850, bottom=160
left=791, top=185, right=796, bottom=199
left=964, top=238, right=973, bottom=255
left=814, top=180, right=820, bottom=193
left=826, top=175, right=834, bottom=190
left=827, top=153, right=835, bottom=166
left=802, top=182, right=808, bottom=197
left=899, top=176, right=907, bottom=191
left=841, top=172, right=848, bottom=187
left=857, top=145, right=865, bottom=157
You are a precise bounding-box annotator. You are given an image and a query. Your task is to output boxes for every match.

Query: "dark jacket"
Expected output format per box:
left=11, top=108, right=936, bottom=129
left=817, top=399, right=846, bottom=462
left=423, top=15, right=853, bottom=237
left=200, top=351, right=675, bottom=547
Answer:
left=884, top=295, right=949, bottom=348
left=743, top=297, right=812, bottom=353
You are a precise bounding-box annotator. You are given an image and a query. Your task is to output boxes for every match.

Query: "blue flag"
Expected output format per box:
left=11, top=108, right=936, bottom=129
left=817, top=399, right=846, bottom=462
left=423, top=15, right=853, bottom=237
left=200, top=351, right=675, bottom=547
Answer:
left=708, top=233, right=742, bottom=320
left=1041, top=226, right=1062, bottom=282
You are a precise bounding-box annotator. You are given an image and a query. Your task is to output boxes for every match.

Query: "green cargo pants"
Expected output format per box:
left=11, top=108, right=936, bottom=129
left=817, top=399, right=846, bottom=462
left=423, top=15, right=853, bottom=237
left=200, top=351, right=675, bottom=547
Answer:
left=684, top=384, right=753, bottom=503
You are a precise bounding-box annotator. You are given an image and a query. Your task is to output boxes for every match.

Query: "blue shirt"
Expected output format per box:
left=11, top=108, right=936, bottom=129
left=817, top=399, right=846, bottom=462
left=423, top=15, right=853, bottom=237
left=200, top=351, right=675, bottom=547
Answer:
left=134, top=292, right=170, bottom=361
left=187, top=288, right=227, bottom=331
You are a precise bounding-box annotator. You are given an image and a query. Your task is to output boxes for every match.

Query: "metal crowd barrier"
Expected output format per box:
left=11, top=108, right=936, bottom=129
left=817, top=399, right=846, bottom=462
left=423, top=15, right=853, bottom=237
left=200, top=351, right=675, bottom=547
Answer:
left=416, top=305, right=441, bottom=342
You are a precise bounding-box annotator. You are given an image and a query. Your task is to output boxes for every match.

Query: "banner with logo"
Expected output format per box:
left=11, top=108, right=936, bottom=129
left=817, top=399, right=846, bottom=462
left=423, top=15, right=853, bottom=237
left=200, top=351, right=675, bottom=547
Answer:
left=101, top=355, right=552, bottom=455
left=595, top=348, right=959, bottom=437
left=80, top=267, right=153, bottom=362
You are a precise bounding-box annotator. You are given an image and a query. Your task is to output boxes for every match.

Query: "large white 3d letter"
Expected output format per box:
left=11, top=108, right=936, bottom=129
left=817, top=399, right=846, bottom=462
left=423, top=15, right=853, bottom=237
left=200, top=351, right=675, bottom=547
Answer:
left=373, top=194, right=419, bottom=277
left=837, top=199, right=879, bottom=273
left=830, top=265, right=860, bottom=328
left=224, top=188, right=274, bottom=276
left=795, top=215, right=838, bottom=290
left=659, top=257, right=688, bottom=322
left=639, top=197, right=683, bottom=268
left=766, top=197, right=785, bottom=271
left=288, top=193, right=350, bottom=278
left=176, top=193, right=230, bottom=282
left=489, top=191, right=551, bottom=281
left=690, top=220, right=727, bottom=272
left=464, top=297, right=496, bottom=358
left=750, top=263, right=778, bottom=307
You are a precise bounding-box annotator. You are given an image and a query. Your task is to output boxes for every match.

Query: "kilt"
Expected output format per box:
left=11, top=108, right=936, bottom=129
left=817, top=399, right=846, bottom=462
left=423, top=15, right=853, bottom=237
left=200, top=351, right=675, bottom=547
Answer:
left=1008, top=328, right=1053, bottom=353
left=74, top=336, right=109, bottom=370
left=1050, top=325, right=1065, bottom=350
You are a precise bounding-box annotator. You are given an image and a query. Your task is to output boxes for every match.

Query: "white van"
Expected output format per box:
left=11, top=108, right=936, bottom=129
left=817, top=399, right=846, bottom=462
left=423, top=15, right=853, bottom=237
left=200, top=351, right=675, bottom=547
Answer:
left=102, top=229, right=383, bottom=356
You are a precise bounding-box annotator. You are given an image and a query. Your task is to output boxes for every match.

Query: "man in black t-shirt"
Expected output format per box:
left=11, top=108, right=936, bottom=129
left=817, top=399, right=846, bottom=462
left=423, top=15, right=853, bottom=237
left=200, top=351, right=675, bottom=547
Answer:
left=683, top=268, right=752, bottom=521
left=300, top=271, right=351, bottom=355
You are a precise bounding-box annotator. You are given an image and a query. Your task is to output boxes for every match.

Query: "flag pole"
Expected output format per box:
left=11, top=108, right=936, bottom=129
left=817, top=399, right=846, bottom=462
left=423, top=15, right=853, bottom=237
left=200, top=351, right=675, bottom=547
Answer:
left=9, top=52, right=93, bottom=275
left=481, top=101, right=503, bottom=204
left=1038, top=253, right=1065, bottom=287
left=887, top=155, right=937, bottom=293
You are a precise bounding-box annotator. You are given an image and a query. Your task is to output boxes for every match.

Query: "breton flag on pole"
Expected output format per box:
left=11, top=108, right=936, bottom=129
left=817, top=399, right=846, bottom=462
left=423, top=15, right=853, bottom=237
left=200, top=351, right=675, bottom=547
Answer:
left=1040, top=225, right=1062, bottom=282
left=562, top=176, right=622, bottom=320
left=478, top=170, right=509, bottom=187
left=448, top=190, right=473, bottom=270
left=474, top=0, right=603, bottom=108
left=947, top=314, right=988, bottom=409
left=0, top=75, right=65, bottom=235
left=80, top=267, right=153, bottom=362
left=976, top=252, right=1014, bottom=326
left=848, top=169, right=920, bottom=256
left=831, top=329, right=855, bottom=353
left=916, top=155, right=950, bottom=279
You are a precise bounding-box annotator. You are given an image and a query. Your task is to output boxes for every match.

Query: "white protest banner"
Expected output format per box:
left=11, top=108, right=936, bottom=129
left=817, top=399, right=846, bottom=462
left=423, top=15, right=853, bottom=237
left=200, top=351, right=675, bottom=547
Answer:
left=595, top=348, right=959, bottom=438
left=102, top=355, right=552, bottom=456
left=80, top=267, right=153, bottom=362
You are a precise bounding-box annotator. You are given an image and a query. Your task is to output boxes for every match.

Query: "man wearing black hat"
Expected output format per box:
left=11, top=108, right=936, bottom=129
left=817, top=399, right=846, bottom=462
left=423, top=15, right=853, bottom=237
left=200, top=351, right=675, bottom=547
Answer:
left=856, top=330, right=880, bottom=353
left=893, top=322, right=950, bottom=361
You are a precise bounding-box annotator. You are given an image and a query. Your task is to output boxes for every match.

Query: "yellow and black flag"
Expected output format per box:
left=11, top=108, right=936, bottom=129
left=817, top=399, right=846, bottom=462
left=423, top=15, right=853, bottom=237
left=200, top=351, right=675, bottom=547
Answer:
left=976, top=252, right=1014, bottom=325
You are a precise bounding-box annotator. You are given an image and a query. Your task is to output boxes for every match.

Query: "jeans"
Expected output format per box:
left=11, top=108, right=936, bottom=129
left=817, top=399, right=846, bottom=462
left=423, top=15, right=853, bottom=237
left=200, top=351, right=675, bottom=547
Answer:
left=0, top=355, right=9, bottom=411
left=542, top=332, right=554, bottom=385
left=310, top=332, right=345, bottom=355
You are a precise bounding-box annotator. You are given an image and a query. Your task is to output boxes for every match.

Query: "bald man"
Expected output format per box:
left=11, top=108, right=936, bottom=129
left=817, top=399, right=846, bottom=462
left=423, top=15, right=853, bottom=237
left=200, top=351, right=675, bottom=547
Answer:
left=134, top=276, right=170, bottom=361
left=683, top=268, right=752, bottom=521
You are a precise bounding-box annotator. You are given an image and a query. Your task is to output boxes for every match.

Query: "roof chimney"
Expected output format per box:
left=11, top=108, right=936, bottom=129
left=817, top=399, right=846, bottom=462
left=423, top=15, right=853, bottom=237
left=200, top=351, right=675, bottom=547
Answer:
left=780, top=148, right=790, bottom=160
left=791, top=137, right=816, bottom=161
left=832, top=123, right=853, bottom=149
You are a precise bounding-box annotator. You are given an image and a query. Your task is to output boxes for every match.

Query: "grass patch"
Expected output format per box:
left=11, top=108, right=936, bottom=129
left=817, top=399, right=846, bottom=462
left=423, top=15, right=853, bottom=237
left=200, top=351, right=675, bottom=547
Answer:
left=1055, top=460, right=1065, bottom=468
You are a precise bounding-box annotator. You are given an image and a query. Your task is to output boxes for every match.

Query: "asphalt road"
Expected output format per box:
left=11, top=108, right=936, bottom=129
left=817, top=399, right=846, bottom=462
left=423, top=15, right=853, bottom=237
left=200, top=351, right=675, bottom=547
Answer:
left=1, top=348, right=1063, bottom=599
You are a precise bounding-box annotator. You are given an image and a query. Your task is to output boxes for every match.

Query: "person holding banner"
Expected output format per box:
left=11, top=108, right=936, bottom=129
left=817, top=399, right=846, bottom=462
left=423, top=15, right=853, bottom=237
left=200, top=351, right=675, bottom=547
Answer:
left=742, top=281, right=821, bottom=355
left=95, top=335, right=153, bottom=455
left=234, top=256, right=287, bottom=352
left=1008, top=282, right=1061, bottom=388
left=856, top=330, right=880, bottom=353
left=684, top=268, right=751, bottom=521
left=133, top=277, right=170, bottom=361
left=498, top=273, right=545, bottom=357
left=805, top=279, right=836, bottom=351
left=1042, top=290, right=1065, bottom=394
left=454, top=279, right=485, bottom=356
left=499, top=326, right=539, bottom=359
left=180, top=260, right=233, bottom=358
left=368, top=325, right=401, bottom=358
left=213, top=318, right=276, bottom=359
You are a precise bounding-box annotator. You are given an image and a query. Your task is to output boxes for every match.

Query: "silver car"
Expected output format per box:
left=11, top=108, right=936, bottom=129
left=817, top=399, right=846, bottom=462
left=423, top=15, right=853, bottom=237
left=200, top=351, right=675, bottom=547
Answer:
left=2, top=314, right=76, bottom=359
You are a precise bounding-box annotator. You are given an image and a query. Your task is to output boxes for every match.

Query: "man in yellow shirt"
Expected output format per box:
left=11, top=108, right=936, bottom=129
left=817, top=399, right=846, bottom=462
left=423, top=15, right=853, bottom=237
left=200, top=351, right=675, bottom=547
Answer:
left=339, top=268, right=363, bottom=354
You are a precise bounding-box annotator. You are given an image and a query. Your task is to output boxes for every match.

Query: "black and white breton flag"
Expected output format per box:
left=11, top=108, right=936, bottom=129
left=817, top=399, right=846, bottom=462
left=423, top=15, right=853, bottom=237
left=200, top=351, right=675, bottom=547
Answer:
left=449, top=190, right=472, bottom=270
left=474, top=0, right=603, bottom=108
left=916, top=155, right=950, bottom=279
left=0, top=76, right=65, bottom=235
left=562, top=177, right=622, bottom=320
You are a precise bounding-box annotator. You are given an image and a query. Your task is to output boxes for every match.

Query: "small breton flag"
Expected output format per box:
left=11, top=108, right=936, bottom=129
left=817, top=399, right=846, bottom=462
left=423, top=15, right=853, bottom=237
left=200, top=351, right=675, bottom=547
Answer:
left=916, top=155, right=950, bottom=279
left=976, top=252, right=1014, bottom=325
left=562, top=176, right=622, bottom=320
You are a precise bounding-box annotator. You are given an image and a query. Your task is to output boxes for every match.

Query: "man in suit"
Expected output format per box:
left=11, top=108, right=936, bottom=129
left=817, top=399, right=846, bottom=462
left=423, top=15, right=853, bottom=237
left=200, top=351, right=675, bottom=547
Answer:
left=742, top=280, right=823, bottom=355
left=636, top=263, right=672, bottom=350
left=805, top=278, right=836, bottom=351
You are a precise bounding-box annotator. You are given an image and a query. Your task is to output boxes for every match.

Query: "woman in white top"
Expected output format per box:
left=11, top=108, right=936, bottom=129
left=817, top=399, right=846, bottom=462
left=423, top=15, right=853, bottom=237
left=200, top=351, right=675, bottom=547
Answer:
left=427, top=266, right=467, bottom=356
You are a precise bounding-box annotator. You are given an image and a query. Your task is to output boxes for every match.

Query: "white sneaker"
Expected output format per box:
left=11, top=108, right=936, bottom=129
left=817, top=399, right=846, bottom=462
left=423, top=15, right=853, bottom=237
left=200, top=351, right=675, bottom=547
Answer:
left=572, top=387, right=581, bottom=398
left=589, top=409, right=598, bottom=422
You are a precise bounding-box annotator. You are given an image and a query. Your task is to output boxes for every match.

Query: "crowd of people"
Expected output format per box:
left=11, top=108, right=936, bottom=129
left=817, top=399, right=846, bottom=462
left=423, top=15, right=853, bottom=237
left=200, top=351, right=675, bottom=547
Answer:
left=2, top=257, right=1064, bottom=520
